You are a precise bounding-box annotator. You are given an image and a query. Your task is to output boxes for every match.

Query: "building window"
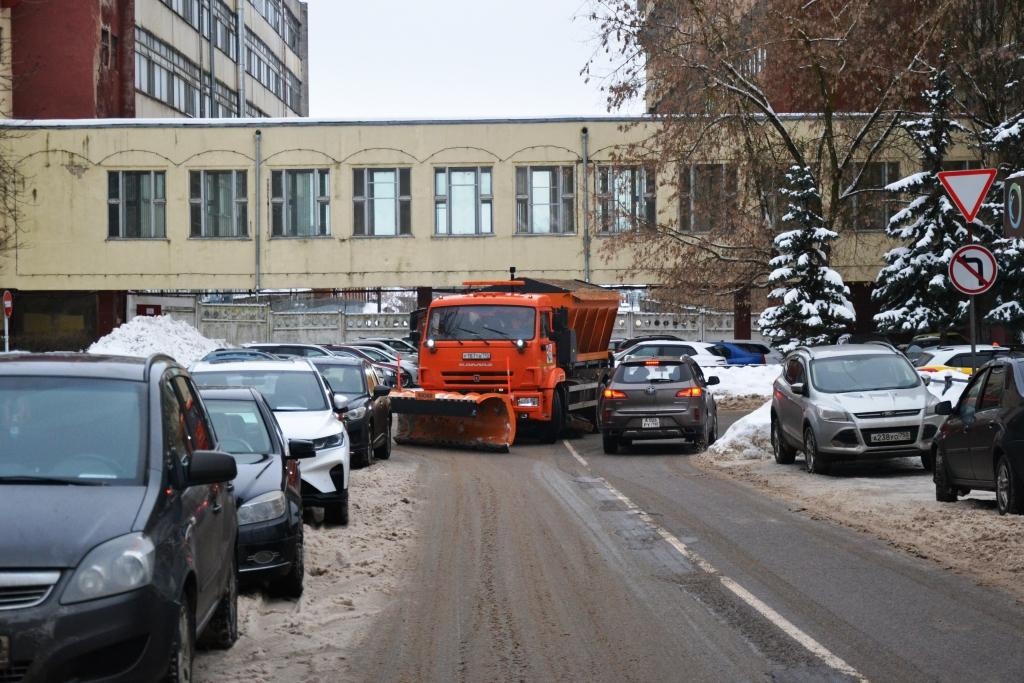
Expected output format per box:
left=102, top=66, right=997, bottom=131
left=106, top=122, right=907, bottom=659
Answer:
left=515, top=166, right=575, bottom=234
left=271, top=170, right=330, bottom=237
left=353, top=168, right=411, bottom=236
left=189, top=171, right=247, bottom=238
left=679, top=163, right=738, bottom=232
left=108, top=171, right=166, bottom=239
left=850, top=162, right=900, bottom=231
left=101, top=27, right=111, bottom=68
left=596, top=165, right=655, bottom=233
left=434, top=167, right=492, bottom=236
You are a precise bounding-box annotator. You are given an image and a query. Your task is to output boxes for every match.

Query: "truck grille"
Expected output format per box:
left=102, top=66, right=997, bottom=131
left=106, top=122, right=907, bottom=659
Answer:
left=0, top=571, right=60, bottom=611
left=440, top=371, right=512, bottom=389
left=854, top=409, right=921, bottom=419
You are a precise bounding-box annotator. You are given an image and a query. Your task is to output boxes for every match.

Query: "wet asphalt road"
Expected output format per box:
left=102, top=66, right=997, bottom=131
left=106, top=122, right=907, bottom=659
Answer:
left=348, top=412, right=1024, bottom=682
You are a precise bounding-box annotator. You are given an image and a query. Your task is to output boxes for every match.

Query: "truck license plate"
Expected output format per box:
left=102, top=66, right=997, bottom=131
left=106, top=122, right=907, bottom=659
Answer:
left=870, top=431, right=911, bottom=443
left=642, top=418, right=660, bottom=428
left=0, top=635, right=8, bottom=669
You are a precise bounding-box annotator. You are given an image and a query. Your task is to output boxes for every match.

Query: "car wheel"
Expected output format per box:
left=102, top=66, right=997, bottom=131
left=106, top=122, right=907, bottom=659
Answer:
left=164, top=597, right=195, bottom=682
left=920, top=450, right=935, bottom=472
left=269, top=529, right=305, bottom=599
left=351, top=433, right=371, bottom=469
left=602, top=431, right=619, bottom=454
left=691, top=423, right=709, bottom=453
left=324, top=487, right=349, bottom=526
left=198, top=556, right=238, bottom=650
left=771, top=419, right=796, bottom=464
left=803, top=427, right=830, bottom=475
left=708, top=414, right=719, bottom=446
left=934, top=449, right=958, bottom=503
left=374, top=418, right=393, bottom=460
left=996, top=455, right=1022, bottom=516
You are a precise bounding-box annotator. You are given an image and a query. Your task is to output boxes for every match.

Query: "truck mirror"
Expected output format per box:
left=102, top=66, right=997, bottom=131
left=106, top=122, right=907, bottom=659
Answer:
left=553, top=307, right=569, bottom=332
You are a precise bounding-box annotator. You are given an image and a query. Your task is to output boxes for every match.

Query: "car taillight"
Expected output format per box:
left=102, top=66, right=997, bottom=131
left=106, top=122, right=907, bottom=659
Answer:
left=603, top=388, right=628, bottom=399
left=676, top=387, right=703, bottom=398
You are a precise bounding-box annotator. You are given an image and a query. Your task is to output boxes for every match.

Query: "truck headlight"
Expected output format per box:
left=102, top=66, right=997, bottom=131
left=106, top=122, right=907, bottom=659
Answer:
left=62, top=533, right=155, bottom=604
left=817, top=405, right=852, bottom=422
left=238, top=490, right=287, bottom=525
left=516, top=397, right=539, bottom=407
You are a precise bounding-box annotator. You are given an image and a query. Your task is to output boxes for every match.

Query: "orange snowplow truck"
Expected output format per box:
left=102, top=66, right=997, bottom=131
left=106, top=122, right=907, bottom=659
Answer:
left=390, top=278, right=619, bottom=451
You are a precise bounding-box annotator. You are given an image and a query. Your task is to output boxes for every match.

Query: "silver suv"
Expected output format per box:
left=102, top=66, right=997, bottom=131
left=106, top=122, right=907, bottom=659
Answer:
left=770, top=344, right=946, bottom=474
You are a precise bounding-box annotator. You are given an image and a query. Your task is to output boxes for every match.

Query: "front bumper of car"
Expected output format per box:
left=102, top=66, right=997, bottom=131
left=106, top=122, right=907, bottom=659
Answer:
left=298, top=439, right=348, bottom=502
left=812, top=413, right=945, bottom=459
left=237, top=505, right=302, bottom=579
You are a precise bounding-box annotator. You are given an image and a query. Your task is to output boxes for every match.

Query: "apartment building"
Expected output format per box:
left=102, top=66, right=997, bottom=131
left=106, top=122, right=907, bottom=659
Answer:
left=7, top=0, right=308, bottom=120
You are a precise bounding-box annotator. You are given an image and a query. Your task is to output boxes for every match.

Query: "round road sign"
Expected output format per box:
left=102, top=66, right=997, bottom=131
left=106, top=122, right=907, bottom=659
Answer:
left=2, top=290, right=11, bottom=319
left=949, top=245, right=997, bottom=296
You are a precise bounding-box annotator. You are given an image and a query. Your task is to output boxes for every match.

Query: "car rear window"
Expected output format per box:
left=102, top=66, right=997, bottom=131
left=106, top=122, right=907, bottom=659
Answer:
left=616, top=362, right=693, bottom=384
left=205, top=398, right=274, bottom=461
left=948, top=351, right=1007, bottom=367
left=315, top=364, right=367, bottom=396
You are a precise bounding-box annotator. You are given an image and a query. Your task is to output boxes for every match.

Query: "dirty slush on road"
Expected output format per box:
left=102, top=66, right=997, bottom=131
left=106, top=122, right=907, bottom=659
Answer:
left=195, top=457, right=421, bottom=683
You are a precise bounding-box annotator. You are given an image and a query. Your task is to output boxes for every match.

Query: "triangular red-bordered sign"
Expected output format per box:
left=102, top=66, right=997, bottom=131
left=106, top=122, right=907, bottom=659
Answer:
left=937, top=168, right=997, bottom=222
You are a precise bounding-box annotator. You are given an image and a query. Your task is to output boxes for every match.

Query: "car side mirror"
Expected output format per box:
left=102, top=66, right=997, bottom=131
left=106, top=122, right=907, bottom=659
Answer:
left=920, top=374, right=931, bottom=386
left=373, top=385, right=391, bottom=398
left=286, top=439, right=317, bottom=460
left=706, top=376, right=720, bottom=386
left=934, top=400, right=953, bottom=416
left=187, top=450, right=237, bottom=486
left=790, top=382, right=807, bottom=396
left=333, top=394, right=349, bottom=412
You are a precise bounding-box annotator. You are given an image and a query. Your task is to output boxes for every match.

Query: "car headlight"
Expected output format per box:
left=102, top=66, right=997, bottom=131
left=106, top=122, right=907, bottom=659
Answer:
left=238, top=490, right=287, bottom=525
left=62, top=533, right=155, bottom=604
left=345, top=406, right=368, bottom=421
left=817, top=405, right=852, bottom=422
left=312, top=432, right=344, bottom=450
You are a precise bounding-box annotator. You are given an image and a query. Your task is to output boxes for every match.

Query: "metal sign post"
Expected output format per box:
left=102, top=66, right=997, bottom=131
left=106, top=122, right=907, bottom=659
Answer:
left=2, top=291, right=12, bottom=353
left=948, top=245, right=997, bottom=372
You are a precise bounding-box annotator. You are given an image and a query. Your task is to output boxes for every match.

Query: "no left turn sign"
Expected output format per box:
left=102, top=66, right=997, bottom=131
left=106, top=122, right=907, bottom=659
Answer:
left=949, top=245, right=997, bottom=296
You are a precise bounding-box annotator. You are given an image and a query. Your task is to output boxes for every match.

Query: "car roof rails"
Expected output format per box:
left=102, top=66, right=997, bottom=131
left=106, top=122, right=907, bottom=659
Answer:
left=144, top=353, right=177, bottom=381
left=865, top=340, right=899, bottom=352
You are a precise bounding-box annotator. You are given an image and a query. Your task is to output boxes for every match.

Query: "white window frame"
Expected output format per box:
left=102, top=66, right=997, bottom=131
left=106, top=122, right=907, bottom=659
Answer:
left=107, top=171, right=167, bottom=239
left=515, top=165, right=575, bottom=234
left=189, top=170, right=248, bottom=238
left=353, top=168, right=411, bottom=237
left=434, top=167, right=493, bottom=236
left=271, top=169, right=331, bottom=237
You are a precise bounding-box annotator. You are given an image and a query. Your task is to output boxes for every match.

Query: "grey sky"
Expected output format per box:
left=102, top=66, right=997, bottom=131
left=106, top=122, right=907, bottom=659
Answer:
left=304, top=0, right=635, bottom=118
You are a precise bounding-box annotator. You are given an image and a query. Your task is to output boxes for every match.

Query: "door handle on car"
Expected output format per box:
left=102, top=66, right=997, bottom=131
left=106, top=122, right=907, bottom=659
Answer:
left=212, top=501, right=223, bottom=514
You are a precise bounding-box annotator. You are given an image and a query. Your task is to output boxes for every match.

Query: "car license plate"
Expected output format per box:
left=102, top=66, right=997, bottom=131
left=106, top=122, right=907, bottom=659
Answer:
left=870, top=431, right=911, bottom=443
left=642, top=418, right=660, bottom=428
left=0, top=635, right=8, bottom=669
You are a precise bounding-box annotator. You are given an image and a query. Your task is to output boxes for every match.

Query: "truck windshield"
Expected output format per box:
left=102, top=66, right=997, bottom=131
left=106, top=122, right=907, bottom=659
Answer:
left=429, top=305, right=536, bottom=341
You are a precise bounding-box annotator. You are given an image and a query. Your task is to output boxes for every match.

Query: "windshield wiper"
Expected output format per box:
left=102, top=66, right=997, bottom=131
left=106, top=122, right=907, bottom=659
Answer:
left=481, top=325, right=512, bottom=340
left=454, top=327, right=488, bottom=345
left=0, top=475, right=107, bottom=486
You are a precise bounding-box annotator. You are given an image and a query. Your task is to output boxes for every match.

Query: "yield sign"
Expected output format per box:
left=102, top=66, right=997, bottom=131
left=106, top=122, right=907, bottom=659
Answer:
left=949, top=244, right=997, bottom=296
left=938, top=168, right=997, bottom=222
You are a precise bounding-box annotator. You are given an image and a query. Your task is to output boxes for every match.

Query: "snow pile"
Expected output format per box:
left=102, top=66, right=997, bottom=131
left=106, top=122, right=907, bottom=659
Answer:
left=706, top=364, right=781, bottom=398
left=708, top=401, right=772, bottom=460
left=88, top=315, right=225, bottom=366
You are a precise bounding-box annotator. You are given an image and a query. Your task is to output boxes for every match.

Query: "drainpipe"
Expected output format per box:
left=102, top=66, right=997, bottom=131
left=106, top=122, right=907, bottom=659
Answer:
left=207, top=0, right=216, bottom=115
left=236, top=1, right=246, bottom=115
left=254, top=129, right=262, bottom=291
left=581, top=127, right=591, bottom=282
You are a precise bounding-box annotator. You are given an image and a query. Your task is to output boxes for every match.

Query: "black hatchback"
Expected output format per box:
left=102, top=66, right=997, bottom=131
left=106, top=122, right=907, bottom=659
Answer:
left=200, top=387, right=316, bottom=598
left=0, top=354, right=239, bottom=682
left=933, top=358, right=1024, bottom=515
left=311, top=356, right=393, bottom=468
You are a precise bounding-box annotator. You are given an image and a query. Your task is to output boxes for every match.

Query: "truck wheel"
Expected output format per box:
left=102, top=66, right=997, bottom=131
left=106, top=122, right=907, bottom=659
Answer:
left=602, top=431, right=619, bottom=454
left=540, top=390, right=564, bottom=444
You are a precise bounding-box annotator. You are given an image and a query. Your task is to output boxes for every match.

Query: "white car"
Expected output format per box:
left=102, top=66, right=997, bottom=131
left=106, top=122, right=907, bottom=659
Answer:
left=191, top=358, right=351, bottom=525
left=910, top=344, right=1013, bottom=376
left=615, top=340, right=727, bottom=368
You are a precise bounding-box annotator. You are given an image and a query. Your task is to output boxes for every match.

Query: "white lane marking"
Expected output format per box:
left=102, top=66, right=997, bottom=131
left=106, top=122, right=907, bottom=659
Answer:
left=562, top=439, right=867, bottom=682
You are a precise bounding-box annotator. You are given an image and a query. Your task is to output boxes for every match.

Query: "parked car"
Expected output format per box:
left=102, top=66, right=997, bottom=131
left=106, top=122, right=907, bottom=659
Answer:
left=598, top=356, right=720, bottom=454
left=616, top=334, right=684, bottom=354
left=311, top=357, right=393, bottom=468
left=360, top=336, right=419, bottom=357
left=912, top=344, right=1014, bottom=375
left=242, top=342, right=335, bottom=358
left=771, top=344, right=947, bottom=474
left=933, top=358, right=1024, bottom=514
left=354, top=339, right=419, bottom=363
left=0, top=353, right=238, bottom=682
left=200, top=387, right=315, bottom=597
left=201, top=348, right=280, bottom=363
left=325, top=344, right=415, bottom=388
left=191, top=358, right=351, bottom=525
left=336, top=344, right=420, bottom=385
left=709, top=341, right=766, bottom=365
left=711, top=340, right=783, bottom=365
left=615, top=339, right=727, bottom=368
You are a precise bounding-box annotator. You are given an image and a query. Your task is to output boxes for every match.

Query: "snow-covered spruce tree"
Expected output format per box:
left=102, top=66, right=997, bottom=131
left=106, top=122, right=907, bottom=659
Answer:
left=759, top=166, right=855, bottom=351
left=872, top=63, right=998, bottom=334
left=985, top=113, right=1024, bottom=338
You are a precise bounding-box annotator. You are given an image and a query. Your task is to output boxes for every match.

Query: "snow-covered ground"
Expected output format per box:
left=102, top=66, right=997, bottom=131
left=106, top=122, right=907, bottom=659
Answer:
left=88, top=315, right=225, bottom=366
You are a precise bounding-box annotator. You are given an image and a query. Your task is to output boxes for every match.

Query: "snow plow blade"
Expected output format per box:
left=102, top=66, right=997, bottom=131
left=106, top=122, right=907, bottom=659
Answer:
left=390, top=390, right=516, bottom=452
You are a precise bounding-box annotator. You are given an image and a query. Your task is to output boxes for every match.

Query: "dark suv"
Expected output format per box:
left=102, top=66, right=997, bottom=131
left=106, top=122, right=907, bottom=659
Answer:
left=0, top=354, right=239, bottom=682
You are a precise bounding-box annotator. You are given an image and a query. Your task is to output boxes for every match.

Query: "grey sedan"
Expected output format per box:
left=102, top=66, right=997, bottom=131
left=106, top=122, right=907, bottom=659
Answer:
left=598, top=356, right=720, bottom=454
